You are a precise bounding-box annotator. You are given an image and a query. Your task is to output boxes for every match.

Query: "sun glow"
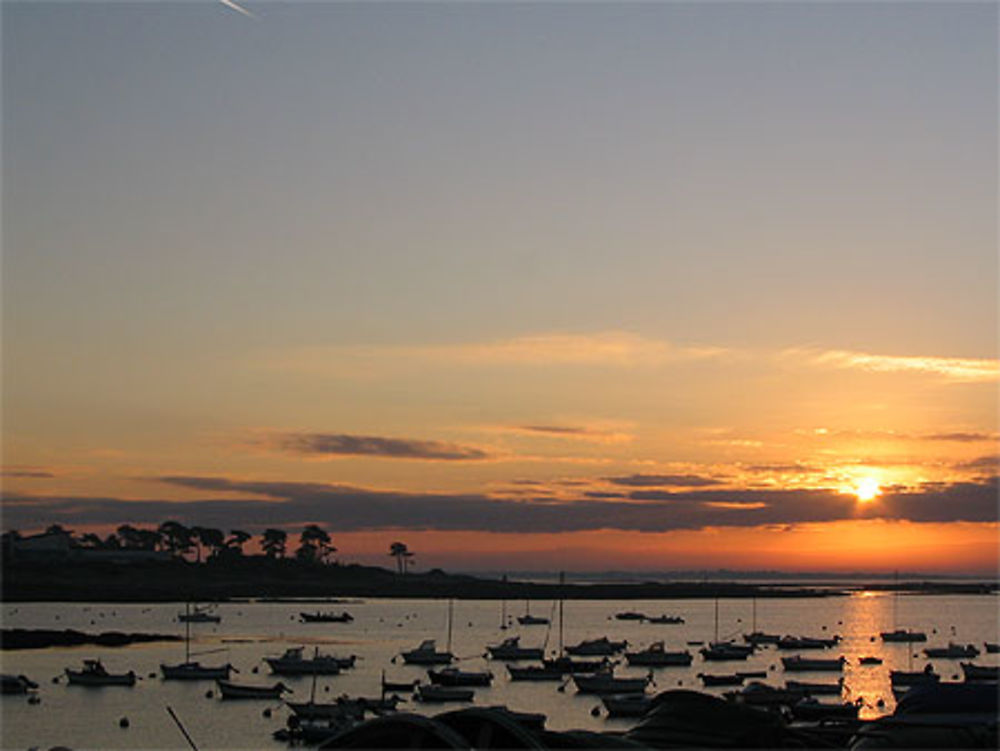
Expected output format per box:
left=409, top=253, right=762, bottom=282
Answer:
left=853, top=477, right=882, bottom=503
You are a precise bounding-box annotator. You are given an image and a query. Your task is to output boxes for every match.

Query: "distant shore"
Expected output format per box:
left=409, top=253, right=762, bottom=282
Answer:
left=2, top=558, right=996, bottom=603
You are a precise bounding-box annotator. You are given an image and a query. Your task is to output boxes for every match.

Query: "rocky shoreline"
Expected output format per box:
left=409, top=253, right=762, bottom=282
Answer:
left=1, top=628, right=182, bottom=650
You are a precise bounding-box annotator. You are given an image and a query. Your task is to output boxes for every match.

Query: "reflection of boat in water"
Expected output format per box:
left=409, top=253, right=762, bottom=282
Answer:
left=427, top=667, right=492, bottom=687
left=266, top=646, right=355, bottom=675
left=217, top=679, right=291, bottom=700
left=781, top=655, right=845, bottom=672
left=923, top=642, right=980, bottom=659
left=486, top=636, right=544, bottom=661
left=401, top=640, right=453, bottom=666
left=1, top=674, right=38, bottom=694
left=625, top=641, right=693, bottom=667
left=65, top=659, right=136, bottom=687
left=300, top=611, right=353, bottom=623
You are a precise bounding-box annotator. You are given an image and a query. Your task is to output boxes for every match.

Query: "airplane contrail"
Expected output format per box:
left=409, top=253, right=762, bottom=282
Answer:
left=219, top=0, right=256, bottom=19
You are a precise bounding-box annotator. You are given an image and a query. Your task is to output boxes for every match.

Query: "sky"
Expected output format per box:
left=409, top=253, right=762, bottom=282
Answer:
left=2, top=1, right=997, bottom=574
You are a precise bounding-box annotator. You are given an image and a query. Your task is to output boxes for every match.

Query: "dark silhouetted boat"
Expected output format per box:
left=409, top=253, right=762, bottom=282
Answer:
left=565, top=636, right=627, bottom=656
left=923, top=642, right=980, bottom=659
left=960, top=662, right=1000, bottom=681
left=881, top=629, right=927, bottom=643
left=625, top=641, right=693, bottom=667
left=217, top=679, right=291, bottom=700
left=485, top=636, right=543, bottom=661
left=415, top=684, right=474, bottom=702
left=700, top=642, right=754, bottom=661
left=177, top=604, right=221, bottom=623
left=401, top=639, right=453, bottom=666
left=775, top=635, right=840, bottom=650
left=267, top=646, right=355, bottom=675
left=65, top=659, right=136, bottom=686
left=573, top=670, right=650, bottom=694
left=1, top=674, right=38, bottom=694
left=781, top=655, right=845, bottom=672
left=698, top=672, right=744, bottom=687
left=300, top=611, right=353, bottom=623
left=785, top=678, right=843, bottom=695
left=645, top=614, right=684, bottom=624
left=427, top=667, right=492, bottom=687
left=507, top=664, right=563, bottom=681
left=602, top=693, right=654, bottom=717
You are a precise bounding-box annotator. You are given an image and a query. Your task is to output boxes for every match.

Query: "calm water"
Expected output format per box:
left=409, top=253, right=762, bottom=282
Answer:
left=2, top=593, right=998, bottom=750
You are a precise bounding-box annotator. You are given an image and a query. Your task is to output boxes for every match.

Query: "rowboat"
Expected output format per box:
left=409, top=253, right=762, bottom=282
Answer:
left=216, top=679, right=291, bottom=700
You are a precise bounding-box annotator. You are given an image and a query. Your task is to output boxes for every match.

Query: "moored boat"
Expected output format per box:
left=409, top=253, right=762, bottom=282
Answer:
left=573, top=670, right=650, bottom=694
left=700, top=642, right=754, bottom=661
left=65, top=659, right=136, bottom=686
left=415, top=684, right=474, bottom=702
left=507, top=665, right=564, bottom=681
left=858, top=656, right=883, bottom=665
left=923, top=642, right=980, bottom=659
left=1, top=674, right=38, bottom=694
left=890, top=666, right=940, bottom=688
left=790, top=697, right=860, bottom=721
left=742, top=631, right=781, bottom=645
left=216, top=679, right=291, bottom=700
left=427, top=667, right=492, bottom=687
left=614, top=611, right=648, bottom=621
left=542, top=656, right=609, bottom=673
left=516, top=614, right=549, bottom=625
left=300, top=611, right=353, bottom=623
left=161, top=661, right=234, bottom=680
left=785, top=678, right=843, bottom=695
left=401, top=639, right=453, bottom=666
left=178, top=604, right=221, bottom=623
left=645, top=615, right=684, bottom=625
left=880, top=629, right=927, bottom=643
left=625, top=641, right=692, bottom=667
left=266, top=646, right=353, bottom=675
left=781, top=655, right=845, bottom=672
left=601, top=693, right=654, bottom=717
left=565, top=636, right=627, bottom=656
left=485, top=636, right=544, bottom=661
left=698, top=672, right=744, bottom=687
left=775, top=635, right=840, bottom=650
left=960, top=662, right=1000, bottom=681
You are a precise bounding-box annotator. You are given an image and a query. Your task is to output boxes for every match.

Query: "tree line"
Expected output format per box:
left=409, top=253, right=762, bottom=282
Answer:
left=1, top=522, right=415, bottom=572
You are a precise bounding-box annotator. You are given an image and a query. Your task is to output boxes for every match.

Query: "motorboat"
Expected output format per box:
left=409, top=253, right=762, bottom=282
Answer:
left=726, top=682, right=805, bottom=707
left=381, top=671, right=420, bottom=693
left=572, top=670, right=650, bottom=694
left=507, top=665, right=564, bottom=681
left=300, top=611, right=353, bottom=623
left=266, top=646, right=354, bottom=675
left=781, top=655, right=845, bottom=672
left=400, top=640, right=453, bottom=666
left=216, top=679, right=291, bottom=700
left=699, top=642, right=754, bottom=661
left=890, top=666, right=940, bottom=688
left=516, top=614, right=549, bottom=626
left=625, top=641, right=692, bottom=667
left=923, top=642, right=980, bottom=659
left=785, top=678, right=843, bottom=695
left=601, top=693, right=654, bottom=717
left=1, top=674, right=38, bottom=694
left=984, top=642, right=1000, bottom=653
left=415, top=684, right=474, bottom=702
left=960, top=662, right=1000, bottom=681
left=485, top=636, right=543, bottom=661
left=880, top=629, right=927, bottom=643
left=565, top=636, right=627, bottom=656
left=65, top=659, right=136, bottom=686
left=288, top=695, right=402, bottom=721
left=858, top=656, right=883, bottom=665
left=426, top=667, right=493, bottom=687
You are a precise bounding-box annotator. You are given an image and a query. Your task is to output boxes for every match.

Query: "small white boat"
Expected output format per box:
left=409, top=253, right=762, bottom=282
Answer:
left=65, top=659, right=136, bottom=686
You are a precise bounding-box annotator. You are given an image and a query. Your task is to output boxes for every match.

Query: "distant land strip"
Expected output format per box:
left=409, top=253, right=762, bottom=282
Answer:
left=1, top=628, right=182, bottom=650
left=3, top=559, right=995, bottom=603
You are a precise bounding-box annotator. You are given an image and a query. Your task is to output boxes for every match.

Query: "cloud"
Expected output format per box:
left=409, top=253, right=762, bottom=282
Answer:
left=955, top=455, right=1000, bottom=471
left=605, top=473, right=724, bottom=488
left=789, top=348, right=999, bottom=383
left=1, top=469, right=55, bottom=479
left=4, top=474, right=993, bottom=535
left=923, top=432, right=998, bottom=443
left=263, top=432, right=490, bottom=461
left=508, top=425, right=634, bottom=444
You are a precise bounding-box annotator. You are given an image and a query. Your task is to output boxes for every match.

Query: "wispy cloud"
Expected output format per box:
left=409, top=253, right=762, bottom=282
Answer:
left=219, top=0, right=256, bottom=20
left=922, top=432, right=998, bottom=443
left=1, top=469, right=55, bottom=479
left=504, top=424, right=634, bottom=444
left=604, top=473, right=725, bottom=488
left=789, top=348, right=999, bottom=383
left=261, top=432, right=491, bottom=461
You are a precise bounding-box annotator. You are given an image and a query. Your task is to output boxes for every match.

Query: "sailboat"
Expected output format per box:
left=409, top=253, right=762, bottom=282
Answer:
left=161, top=603, right=235, bottom=680
left=517, top=599, right=549, bottom=626
left=700, top=596, right=754, bottom=661
left=401, top=600, right=455, bottom=665
left=880, top=573, right=926, bottom=642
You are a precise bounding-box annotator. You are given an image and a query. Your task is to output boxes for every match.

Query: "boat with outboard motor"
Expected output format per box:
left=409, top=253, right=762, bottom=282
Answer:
left=625, top=641, right=693, bottom=667
left=401, top=639, right=454, bottom=666
left=65, top=659, right=136, bottom=686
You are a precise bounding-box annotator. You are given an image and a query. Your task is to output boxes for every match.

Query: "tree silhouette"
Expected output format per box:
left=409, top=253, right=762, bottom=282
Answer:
left=191, top=526, right=225, bottom=562
left=225, top=529, right=252, bottom=555
left=389, top=541, right=414, bottom=575
left=296, top=524, right=335, bottom=564
left=261, top=528, right=287, bottom=559
left=158, top=520, right=193, bottom=558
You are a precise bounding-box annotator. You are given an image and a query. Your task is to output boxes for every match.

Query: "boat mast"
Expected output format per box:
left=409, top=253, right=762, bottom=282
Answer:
left=714, top=597, right=720, bottom=644
left=184, top=602, right=191, bottom=663
left=752, top=596, right=757, bottom=634
left=446, top=598, right=454, bottom=654
left=500, top=574, right=507, bottom=630
left=558, top=571, right=565, bottom=654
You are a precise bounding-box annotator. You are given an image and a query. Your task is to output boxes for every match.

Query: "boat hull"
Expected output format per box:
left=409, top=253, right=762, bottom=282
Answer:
left=161, top=662, right=233, bottom=680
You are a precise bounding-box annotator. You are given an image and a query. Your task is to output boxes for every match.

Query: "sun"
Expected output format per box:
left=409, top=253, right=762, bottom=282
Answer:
left=853, top=477, right=882, bottom=503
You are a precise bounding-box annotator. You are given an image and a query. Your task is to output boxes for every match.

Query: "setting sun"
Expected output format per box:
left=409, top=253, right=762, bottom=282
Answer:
left=854, top=477, right=882, bottom=503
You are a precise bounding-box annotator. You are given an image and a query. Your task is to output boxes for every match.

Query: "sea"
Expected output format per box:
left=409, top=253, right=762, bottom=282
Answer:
left=2, top=592, right=998, bottom=749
